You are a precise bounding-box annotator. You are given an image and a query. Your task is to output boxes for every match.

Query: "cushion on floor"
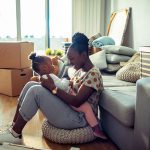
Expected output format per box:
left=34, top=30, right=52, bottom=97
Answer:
left=42, top=120, right=96, bottom=144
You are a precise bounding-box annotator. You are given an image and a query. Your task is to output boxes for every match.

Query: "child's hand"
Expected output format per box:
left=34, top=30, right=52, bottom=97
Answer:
left=40, top=75, right=56, bottom=92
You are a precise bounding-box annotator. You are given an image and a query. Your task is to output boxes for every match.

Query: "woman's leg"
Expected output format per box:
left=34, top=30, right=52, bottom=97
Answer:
left=13, top=81, right=39, bottom=124
left=0, top=81, right=40, bottom=144
left=16, top=84, right=87, bottom=130
left=18, top=81, right=40, bottom=105
left=0, top=84, right=87, bottom=144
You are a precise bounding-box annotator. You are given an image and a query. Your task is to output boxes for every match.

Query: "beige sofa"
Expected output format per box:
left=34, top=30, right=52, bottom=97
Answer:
left=99, top=76, right=150, bottom=150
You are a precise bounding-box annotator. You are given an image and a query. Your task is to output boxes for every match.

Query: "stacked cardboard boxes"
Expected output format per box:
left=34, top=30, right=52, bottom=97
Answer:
left=0, top=42, right=34, bottom=96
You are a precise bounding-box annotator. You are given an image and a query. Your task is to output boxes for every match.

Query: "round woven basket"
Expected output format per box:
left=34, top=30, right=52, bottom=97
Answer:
left=116, top=62, right=140, bottom=83
left=42, top=120, right=96, bottom=144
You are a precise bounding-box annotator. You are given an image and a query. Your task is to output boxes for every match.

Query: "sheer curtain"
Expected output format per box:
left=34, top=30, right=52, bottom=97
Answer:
left=72, top=0, right=105, bottom=38
left=0, top=0, right=17, bottom=41
left=50, top=0, right=72, bottom=38
left=49, top=0, right=72, bottom=49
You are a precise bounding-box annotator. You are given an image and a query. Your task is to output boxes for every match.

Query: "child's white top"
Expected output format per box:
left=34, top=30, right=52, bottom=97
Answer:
left=42, top=74, right=69, bottom=91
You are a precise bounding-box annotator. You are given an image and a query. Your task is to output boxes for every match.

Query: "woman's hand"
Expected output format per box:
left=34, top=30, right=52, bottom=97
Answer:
left=40, top=75, right=56, bottom=92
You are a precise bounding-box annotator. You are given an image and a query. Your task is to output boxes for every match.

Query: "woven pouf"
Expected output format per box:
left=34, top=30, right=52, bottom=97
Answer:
left=116, top=62, right=140, bottom=83
left=42, top=120, right=96, bottom=144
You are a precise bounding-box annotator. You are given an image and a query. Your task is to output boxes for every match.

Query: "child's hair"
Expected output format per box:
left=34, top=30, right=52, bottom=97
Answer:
left=28, top=52, right=46, bottom=73
left=69, top=32, right=89, bottom=55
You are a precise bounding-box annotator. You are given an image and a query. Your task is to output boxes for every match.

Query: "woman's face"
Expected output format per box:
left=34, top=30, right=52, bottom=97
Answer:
left=67, top=48, right=85, bottom=70
left=39, top=57, right=55, bottom=75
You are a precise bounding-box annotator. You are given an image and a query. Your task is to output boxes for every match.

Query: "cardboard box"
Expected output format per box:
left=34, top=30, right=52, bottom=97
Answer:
left=0, top=42, right=34, bottom=69
left=0, top=68, right=33, bottom=96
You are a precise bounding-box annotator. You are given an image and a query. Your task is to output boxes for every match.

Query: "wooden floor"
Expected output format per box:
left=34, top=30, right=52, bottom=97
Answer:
left=0, top=94, right=119, bottom=150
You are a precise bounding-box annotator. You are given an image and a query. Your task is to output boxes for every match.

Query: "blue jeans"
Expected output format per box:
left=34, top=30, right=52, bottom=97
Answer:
left=18, top=81, right=87, bottom=129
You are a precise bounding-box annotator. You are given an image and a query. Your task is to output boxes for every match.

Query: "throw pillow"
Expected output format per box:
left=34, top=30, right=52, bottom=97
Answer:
left=101, top=45, right=136, bottom=56
left=103, top=63, right=121, bottom=73
left=89, top=50, right=107, bottom=70
left=116, top=62, right=140, bottom=83
left=92, top=36, right=115, bottom=48
left=88, top=33, right=102, bottom=48
left=106, top=54, right=131, bottom=64
left=121, top=52, right=140, bottom=66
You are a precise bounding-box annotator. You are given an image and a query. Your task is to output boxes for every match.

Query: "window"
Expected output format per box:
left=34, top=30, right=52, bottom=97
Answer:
left=0, top=0, right=72, bottom=51
left=49, top=0, right=72, bottom=49
left=0, top=0, right=17, bottom=41
left=20, top=0, right=46, bottom=50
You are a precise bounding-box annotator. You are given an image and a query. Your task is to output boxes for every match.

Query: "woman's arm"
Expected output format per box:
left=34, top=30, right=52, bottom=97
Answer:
left=56, top=85, right=95, bottom=107
left=40, top=75, right=95, bottom=107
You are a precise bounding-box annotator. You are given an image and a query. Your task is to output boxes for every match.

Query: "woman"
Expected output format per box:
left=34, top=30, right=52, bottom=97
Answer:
left=0, top=32, right=106, bottom=144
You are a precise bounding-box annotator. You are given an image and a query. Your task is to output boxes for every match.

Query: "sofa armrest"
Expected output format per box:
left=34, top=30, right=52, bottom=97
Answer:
left=134, top=77, right=150, bottom=150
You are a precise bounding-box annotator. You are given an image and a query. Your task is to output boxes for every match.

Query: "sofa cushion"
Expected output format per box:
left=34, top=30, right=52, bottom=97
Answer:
left=103, top=63, right=121, bottom=73
left=106, top=54, right=131, bottom=64
left=102, top=75, right=135, bottom=87
left=99, top=88, right=136, bottom=127
left=104, top=86, right=136, bottom=97
left=90, top=50, right=107, bottom=70
left=101, top=45, right=136, bottom=56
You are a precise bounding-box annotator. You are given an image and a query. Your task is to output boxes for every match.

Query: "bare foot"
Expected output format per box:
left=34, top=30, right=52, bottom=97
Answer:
left=93, top=130, right=108, bottom=140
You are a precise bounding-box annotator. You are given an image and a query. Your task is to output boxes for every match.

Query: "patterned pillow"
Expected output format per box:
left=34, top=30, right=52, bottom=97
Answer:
left=116, top=62, right=140, bottom=83
left=121, top=52, right=140, bottom=67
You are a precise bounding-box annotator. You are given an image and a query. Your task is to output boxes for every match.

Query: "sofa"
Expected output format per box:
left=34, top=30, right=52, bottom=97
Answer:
left=60, top=54, right=149, bottom=150
left=99, top=75, right=150, bottom=150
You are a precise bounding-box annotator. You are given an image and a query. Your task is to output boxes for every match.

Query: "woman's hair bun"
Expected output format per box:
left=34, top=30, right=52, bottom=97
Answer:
left=28, top=52, right=37, bottom=60
left=72, top=32, right=89, bottom=45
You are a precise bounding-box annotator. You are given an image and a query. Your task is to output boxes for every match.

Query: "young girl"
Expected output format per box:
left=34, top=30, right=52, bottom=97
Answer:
left=29, top=53, right=70, bottom=92
left=29, top=52, right=107, bottom=139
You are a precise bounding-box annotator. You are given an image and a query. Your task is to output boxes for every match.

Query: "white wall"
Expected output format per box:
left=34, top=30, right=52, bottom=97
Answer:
left=105, top=0, right=150, bottom=50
